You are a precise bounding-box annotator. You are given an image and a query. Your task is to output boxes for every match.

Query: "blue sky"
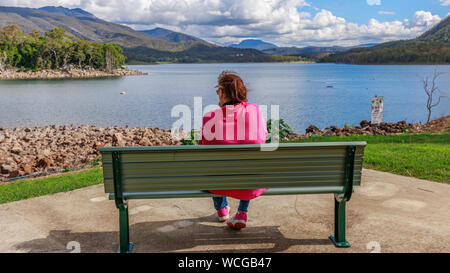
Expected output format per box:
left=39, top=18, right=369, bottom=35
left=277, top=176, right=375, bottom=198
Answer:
left=0, top=0, right=448, bottom=47
left=304, top=0, right=449, bottom=25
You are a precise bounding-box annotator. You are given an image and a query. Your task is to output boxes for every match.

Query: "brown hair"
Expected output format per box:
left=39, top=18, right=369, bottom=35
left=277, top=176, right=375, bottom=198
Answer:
left=216, top=71, right=248, bottom=106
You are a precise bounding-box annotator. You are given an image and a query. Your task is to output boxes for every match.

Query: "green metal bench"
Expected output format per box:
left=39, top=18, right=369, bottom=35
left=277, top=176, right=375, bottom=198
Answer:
left=100, top=142, right=366, bottom=253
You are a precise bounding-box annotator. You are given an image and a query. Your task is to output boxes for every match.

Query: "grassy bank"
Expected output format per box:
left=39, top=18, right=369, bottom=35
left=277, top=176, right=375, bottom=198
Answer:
left=0, top=133, right=448, bottom=204
left=288, top=133, right=449, bottom=183
left=0, top=168, right=103, bottom=204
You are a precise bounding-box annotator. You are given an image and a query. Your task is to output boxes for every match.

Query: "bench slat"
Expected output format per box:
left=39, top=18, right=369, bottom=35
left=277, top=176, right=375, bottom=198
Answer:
left=108, top=186, right=346, bottom=200
left=105, top=176, right=354, bottom=192
left=100, top=142, right=367, bottom=152
left=104, top=149, right=348, bottom=164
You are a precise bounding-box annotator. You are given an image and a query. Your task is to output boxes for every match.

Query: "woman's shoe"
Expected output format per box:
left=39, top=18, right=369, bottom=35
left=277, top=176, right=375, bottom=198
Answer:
left=227, top=212, right=247, bottom=229
left=217, top=206, right=231, bottom=222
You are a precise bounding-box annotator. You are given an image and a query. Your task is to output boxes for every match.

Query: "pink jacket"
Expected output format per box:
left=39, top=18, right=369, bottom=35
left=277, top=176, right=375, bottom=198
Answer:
left=199, top=102, right=268, bottom=200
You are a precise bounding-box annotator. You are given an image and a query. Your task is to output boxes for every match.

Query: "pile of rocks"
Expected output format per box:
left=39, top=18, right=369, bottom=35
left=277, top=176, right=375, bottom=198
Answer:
left=413, top=115, right=450, bottom=133
left=289, top=115, right=449, bottom=140
left=0, top=125, right=181, bottom=181
left=304, top=120, right=415, bottom=137
left=0, top=68, right=148, bottom=80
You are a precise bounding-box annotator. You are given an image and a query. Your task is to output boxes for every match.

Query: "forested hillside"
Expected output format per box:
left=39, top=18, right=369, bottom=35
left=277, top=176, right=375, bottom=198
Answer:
left=320, top=16, right=450, bottom=64
left=124, top=44, right=305, bottom=64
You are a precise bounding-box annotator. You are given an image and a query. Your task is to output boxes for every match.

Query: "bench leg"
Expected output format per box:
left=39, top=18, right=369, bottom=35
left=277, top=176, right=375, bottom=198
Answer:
left=329, top=197, right=351, bottom=248
left=118, top=205, right=134, bottom=253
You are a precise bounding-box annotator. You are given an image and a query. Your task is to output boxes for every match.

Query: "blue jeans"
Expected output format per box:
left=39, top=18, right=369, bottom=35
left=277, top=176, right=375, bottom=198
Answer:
left=213, top=197, right=250, bottom=212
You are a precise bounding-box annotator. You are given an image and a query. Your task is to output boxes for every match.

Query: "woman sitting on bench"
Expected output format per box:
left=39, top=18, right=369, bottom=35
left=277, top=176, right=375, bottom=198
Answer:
left=199, top=71, right=268, bottom=230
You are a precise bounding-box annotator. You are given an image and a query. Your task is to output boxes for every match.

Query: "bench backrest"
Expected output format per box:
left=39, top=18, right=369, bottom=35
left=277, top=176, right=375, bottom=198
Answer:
left=100, top=142, right=366, bottom=196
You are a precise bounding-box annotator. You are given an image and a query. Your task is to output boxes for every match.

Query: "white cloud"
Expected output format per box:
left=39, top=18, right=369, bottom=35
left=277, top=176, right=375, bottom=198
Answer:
left=367, top=0, right=381, bottom=6
left=0, top=1, right=444, bottom=47
left=378, top=11, right=395, bottom=15
left=440, top=0, right=450, bottom=6
left=410, top=11, right=442, bottom=27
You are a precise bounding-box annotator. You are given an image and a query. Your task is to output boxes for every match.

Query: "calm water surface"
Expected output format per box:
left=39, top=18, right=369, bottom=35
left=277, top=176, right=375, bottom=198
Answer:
left=0, top=63, right=449, bottom=133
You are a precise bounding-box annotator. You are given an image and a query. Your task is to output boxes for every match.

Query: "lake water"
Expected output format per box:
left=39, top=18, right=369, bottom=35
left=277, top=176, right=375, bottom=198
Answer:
left=0, top=63, right=449, bottom=133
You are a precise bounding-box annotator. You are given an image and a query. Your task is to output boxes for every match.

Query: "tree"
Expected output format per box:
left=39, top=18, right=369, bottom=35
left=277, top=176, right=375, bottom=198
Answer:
left=44, top=28, right=71, bottom=69
left=0, top=50, right=7, bottom=71
left=103, top=43, right=125, bottom=72
left=0, top=24, right=22, bottom=43
left=422, top=69, right=446, bottom=123
left=90, top=42, right=106, bottom=69
left=104, top=44, right=114, bottom=72
left=73, top=40, right=89, bottom=68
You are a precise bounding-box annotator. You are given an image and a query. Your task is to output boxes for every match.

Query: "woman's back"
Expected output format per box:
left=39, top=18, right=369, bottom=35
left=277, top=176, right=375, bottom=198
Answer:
left=199, top=101, right=267, bottom=145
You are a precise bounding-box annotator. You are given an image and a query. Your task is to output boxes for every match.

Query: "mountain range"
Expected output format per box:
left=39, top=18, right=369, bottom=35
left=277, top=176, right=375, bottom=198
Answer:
left=0, top=6, right=202, bottom=51
left=228, top=39, right=277, bottom=51
left=0, top=5, right=299, bottom=63
left=139, top=27, right=204, bottom=43
left=262, top=44, right=377, bottom=57
left=226, top=39, right=378, bottom=57
left=38, top=6, right=96, bottom=18
left=0, top=5, right=448, bottom=64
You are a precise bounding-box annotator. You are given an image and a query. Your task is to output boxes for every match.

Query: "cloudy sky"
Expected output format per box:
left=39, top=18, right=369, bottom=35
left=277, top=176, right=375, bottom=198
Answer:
left=1, top=0, right=449, bottom=47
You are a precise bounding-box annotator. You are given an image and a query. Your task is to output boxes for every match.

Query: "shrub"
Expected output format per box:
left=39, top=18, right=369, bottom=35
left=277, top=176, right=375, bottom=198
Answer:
left=266, top=119, right=293, bottom=143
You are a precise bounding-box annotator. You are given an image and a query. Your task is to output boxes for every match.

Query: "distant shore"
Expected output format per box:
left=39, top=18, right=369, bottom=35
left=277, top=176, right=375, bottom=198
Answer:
left=125, top=60, right=316, bottom=65
left=0, top=68, right=148, bottom=80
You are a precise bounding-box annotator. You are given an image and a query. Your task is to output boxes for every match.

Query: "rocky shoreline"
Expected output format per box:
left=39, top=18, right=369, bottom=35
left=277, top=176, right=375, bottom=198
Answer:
left=0, top=68, right=148, bottom=80
left=0, top=125, right=181, bottom=181
left=0, top=116, right=448, bottom=182
left=289, top=115, right=450, bottom=140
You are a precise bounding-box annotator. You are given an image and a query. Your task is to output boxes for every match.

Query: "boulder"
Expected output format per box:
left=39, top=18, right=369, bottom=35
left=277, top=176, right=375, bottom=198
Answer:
left=8, top=169, right=19, bottom=178
left=40, top=149, right=51, bottom=157
left=11, top=144, right=23, bottom=154
left=113, top=133, right=127, bottom=147
left=360, top=120, right=370, bottom=127
left=94, top=142, right=105, bottom=150
left=36, top=157, right=53, bottom=169
left=23, top=164, right=33, bottom=175
left=1, top=164, right=14, bottom=174
left=305, top=125, right=321, bottom=134
left=143, top=128, right=155, bottom=138
left=139, top=138, right=152, bottom=146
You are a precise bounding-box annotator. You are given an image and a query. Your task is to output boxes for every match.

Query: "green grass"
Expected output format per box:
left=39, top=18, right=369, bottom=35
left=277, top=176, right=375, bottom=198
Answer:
left=363, top=143, right=448, bottom=182
left=290, top=132, right=449, bottom=144
left=0, top=133, right=447, bottom=205
left=0, top=168, right=103, bottom=205
left=288, top=133, right=449, bottom=183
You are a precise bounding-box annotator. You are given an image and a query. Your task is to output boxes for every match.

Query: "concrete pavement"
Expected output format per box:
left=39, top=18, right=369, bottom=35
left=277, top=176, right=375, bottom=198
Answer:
left=0, top=169, right=449, bottom=253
